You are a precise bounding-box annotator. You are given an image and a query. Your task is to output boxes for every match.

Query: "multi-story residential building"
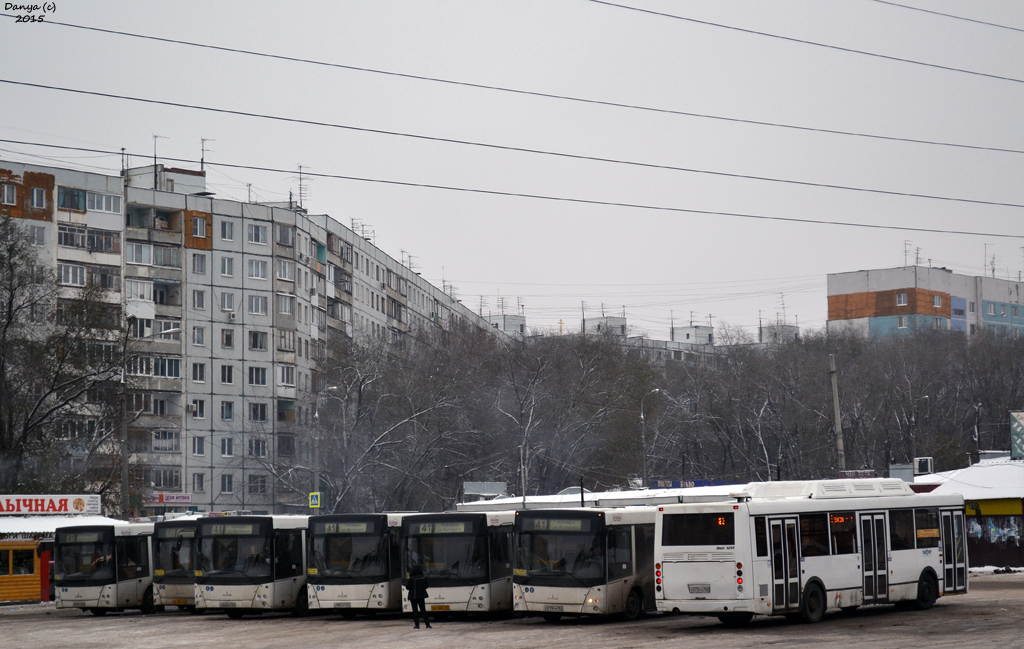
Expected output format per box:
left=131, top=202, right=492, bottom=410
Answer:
left=828, top=266, right=1024, bottom=337
left=1, top=161, right=494, bottom=515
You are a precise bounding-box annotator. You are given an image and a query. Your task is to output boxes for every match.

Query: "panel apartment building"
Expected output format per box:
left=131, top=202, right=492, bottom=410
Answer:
left=0, top=161, right=491, bottom=515
left=828, top=266, right=1024, bottom=337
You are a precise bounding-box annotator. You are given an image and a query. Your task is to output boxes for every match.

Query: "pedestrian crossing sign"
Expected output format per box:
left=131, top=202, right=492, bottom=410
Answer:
left=309, top=492, right=321, bottom=508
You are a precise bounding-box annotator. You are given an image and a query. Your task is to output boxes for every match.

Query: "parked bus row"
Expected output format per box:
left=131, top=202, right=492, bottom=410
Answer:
left=51, top=478, right=968, bottom=627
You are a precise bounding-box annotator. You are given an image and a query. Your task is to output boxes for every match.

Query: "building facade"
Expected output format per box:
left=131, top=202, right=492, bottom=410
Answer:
left=1, top=161, right=493, bottom=515
left=828, top=266, right=1024, bottom=337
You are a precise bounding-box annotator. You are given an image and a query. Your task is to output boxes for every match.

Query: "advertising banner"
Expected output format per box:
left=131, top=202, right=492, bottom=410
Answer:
left=0, top=494, right=102, bottom=515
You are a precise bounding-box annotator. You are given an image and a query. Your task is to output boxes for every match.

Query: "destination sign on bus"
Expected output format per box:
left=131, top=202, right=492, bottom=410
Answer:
left=208, top=524, right=258, bottom=535
left=321, top=522, right=374, bottom=534
left=416, top=522, right=469, bottom=534
left=523, top=518, right=592, bottom=533
left=59, top=532, right=102, bottom=543
left=157, top=527, right=195, bottom=539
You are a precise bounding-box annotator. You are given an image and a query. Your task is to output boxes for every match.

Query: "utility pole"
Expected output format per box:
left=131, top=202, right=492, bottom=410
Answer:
left=830, top=354, right=846, bottom=472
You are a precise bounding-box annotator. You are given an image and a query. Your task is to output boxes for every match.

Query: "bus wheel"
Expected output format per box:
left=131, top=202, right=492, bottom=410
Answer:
left=915, top=573, right=938, bottom=610
left=623, top=589, right=644, bottom=621
left=717, top=613, right=753, bottom=627
left=140, top=587, right=156, bottom=615
left=800, top=583, right=825, bottom=623
left=225, top=610, right=245, bottom=619
left=541, top=613, right=562, bottom=623
left=88, top=608, right=107, bottom=617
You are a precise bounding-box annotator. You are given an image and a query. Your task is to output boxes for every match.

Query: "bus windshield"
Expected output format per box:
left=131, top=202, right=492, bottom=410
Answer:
left=404, top=519, right=487, bottom=586
left=310, top=520, right=386, bottom=583
left=515, top=516, right=605, bottom=588
left=154, top=525, right=196, bottom=580
left=55, top=528, right=116, bottom=586
left=196, top=521, right=272, bottom=583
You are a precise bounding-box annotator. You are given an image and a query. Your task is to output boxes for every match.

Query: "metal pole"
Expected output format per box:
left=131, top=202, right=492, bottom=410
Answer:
left=121, top=375, right=130, bottom=519
left=829, top=355, right=846, bottom=472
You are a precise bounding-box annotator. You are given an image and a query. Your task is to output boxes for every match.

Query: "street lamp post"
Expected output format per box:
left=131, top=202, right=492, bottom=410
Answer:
left=640, top=389, right=661, bottom=488
left=313, top=385, right=339, bottom=497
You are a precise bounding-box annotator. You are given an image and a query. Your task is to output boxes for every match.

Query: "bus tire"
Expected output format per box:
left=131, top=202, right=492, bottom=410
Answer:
left=542, top=613, right=562, bottom=623
left=800, top=583, right=825, bottom=623
left=225, top=610, right=245, bottom=619
left=88, top=608, right=107, bottom=616
left=140, top=587, right=156, bottom=615
left=622, top=588, right=644, bottom=621
left=292, top=586, right=310, bottom=617
left=915, top=573, right=938, bottom=610
left=718, top=613, right=753, bottom=627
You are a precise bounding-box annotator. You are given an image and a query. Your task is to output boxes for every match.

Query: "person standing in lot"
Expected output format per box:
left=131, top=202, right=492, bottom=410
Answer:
left=407, top=567, right=432, bottom=629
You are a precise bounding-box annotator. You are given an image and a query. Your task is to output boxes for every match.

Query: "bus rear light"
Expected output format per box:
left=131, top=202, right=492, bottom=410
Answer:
left=736, top=577, right=743, bottom=584
left=655, top=563, right=661, bottom=570
left=656, top=570, right=661, bottom=577
left=656, top=578, right=661, bottom=585
left=736, top=562, right=742, bottom=570
left=736, top=570, right=742, bottom=577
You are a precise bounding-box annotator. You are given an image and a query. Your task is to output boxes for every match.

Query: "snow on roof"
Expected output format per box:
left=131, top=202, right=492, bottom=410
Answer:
left=0, top=515, right=124, bottom=537
left=914, top=458, right=1024, bottom=500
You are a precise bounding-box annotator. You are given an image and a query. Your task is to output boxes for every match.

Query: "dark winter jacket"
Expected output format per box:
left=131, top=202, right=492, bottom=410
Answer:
left=406, top=574, right=430, bottom=601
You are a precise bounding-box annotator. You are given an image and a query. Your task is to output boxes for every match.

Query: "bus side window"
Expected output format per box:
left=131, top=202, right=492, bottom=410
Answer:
left=489, top=529, right=512, bottom=579
left=828, top=514, right=857, bottom=554
left=800, top=514, right=829, bottom=557
left=889, top=510, right=915, bottom=550
left=608, top=528, right=632, bottom=580
left=388, top=530, right=402, bottom=580
left=275, top=531, right=303, bottom=577
left=754, top=517, right=768, bottom=557
left=915, top=509, right=940, bottom=549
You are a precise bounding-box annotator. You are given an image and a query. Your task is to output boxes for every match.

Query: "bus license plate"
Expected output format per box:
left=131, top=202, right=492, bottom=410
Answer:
left=334, top=602, right=351, bottom=608
left=543, top=605, right=564, bottom=612
left=688, top=584, right=711, bottom=594
left=172, top=599, right=187, bottom=605
left=430, top=605, right=450, bottom=611
left=219, top=602, right=236, bottom=608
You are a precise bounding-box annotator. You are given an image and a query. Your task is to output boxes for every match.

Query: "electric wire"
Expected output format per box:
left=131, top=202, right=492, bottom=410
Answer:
left=865, top=1, right=1024, bottom=34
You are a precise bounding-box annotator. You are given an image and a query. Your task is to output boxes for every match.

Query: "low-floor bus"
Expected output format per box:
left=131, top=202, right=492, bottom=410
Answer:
left=513, top=507, right=657, bottom=621
left=193, top=515, right=308, bottom=618
left=655, top=479, right=968, bottom=626
left=54, top=521, right=156, bottom=615
left=402, top=511, right=515, bottom=614
left=153, top=514, right=202, bottom=610
left=306, top=513, right=406, bottom=613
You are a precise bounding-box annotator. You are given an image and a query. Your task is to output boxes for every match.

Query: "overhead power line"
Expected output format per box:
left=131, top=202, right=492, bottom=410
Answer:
left=587, top=0, right=1024, bottom=85
left=866, top=1, right=1024, bottom=34
left=1, top=14, right=1022, bottom=157
left=2, top=78, right=1023, bottom=211
left=2, top=137, right=1022, bottom=239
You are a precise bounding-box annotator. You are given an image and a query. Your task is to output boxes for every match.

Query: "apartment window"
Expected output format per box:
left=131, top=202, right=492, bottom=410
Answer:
left=1001, top=305, right=1007, bottom=317
left=57, top=186, right=86, bottom=210
left=221, top=364, right=234, bottom=384
left=58, top=264, right=86, bottom=287
left=220, top=474, right=234, bottom=494
left=1013, top=306, right=1020, bottom=318
left=249, top=402, right=268, bottom=422
left=277, top=293, right=294, bottom=315
left=221, top=438, right=234, bottom=457
left=152, top=357, right=181, bottom=378
left=192, top=362, right=206, bottom=383
left=152, top=430, right=180, bottom=453
left=126, top=242, right=153, bottom=265
left=124, top=280, right=153, bottom=302
left=988, top=303, right=996, bottom=316
left=221, top=328, right=234, bottom=348
left=192, top=436, right=205, bottom=456
left=248, top=330, right=267, bottom=351
left=126, top=392, right=151, bottom=413
left=156, top=319, right=180, bottom=340
left=277, top=259, right=295, bottom=281
left=897, top=315, right=908, bottom=329
left=247, top=259, right=268, bottom=279
left=247, top=224, right=267, bottom=244
left=30, top=225, right=45, bottom=246
left=248, top=474, right=268, bottom=495
left=247, top=294, right=267, bottom=315
left=129, top=318, right=154, bottom=339
left=221, top=220, right=234, bottom=241
left=970, top=323, right=977, bottom=334
left=147, top=468, right=181, bottom=489
left=192, top=253, right=207, bottom=274
left=220, top=291, right=235, bottom=312
left=1, top=184, right=15, bottom=205
left=896, top=292, right=907, bottom=307
left=248, top=438, right=268, bottom=457
left=193, top=473, right=205, bottom=493
left=31, top=187, right=45, bottom=209
left=192, top=326, right=205, bottom=346
left=273, top=224, right=293, bottom=246
left=191, top=399, right=206, bottom=419
left=278, top=330, right=295, bottom=352
left=153, top=245, right=181, bottom=268
left=278, top=435, right=295, bottom=457
left=221, top=401, right=234, bottom=421
left=931, top=295, right=941, bottom=308
left=969, top=301, right=976, bottom=314
left=86, top=192, right=121, bottom=213
left=934, top=317, right=943, bottom=329
left=248, top=366, right=267, bottom=386
left=192, top=216, right=207, bottom=238
left=278, top=365, right=295, bottom=387
left=220, top=256, right=234, bottom=277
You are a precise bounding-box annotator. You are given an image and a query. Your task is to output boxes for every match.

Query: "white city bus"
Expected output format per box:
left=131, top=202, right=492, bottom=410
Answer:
left=152, top=514, right=202, bottom=611
left=306, top=513, right=406, bottom=614
left=402, top=511, right=515, bottom=614
left=193, top=515, right=308, bottom=618
left=654, top=479, right=968, bottom=626
left=513, top=507, right=657, bottom=621
left=54, top=521, right=156, bottom=615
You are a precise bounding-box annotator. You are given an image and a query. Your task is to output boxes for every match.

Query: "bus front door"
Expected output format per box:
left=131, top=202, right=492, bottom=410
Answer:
left=941, top=510, right=967, bottom=594
left=769, top=518, right=800, bottom=614
left=859, top=513, right=888, bottom=604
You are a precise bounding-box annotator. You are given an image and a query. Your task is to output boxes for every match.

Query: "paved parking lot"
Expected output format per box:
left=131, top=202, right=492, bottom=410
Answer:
left=3, top=572, right=1021, bottom=648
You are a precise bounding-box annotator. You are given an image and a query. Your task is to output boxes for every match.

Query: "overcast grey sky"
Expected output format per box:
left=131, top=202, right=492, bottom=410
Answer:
left=2, top=1, right=1023, bottom=337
